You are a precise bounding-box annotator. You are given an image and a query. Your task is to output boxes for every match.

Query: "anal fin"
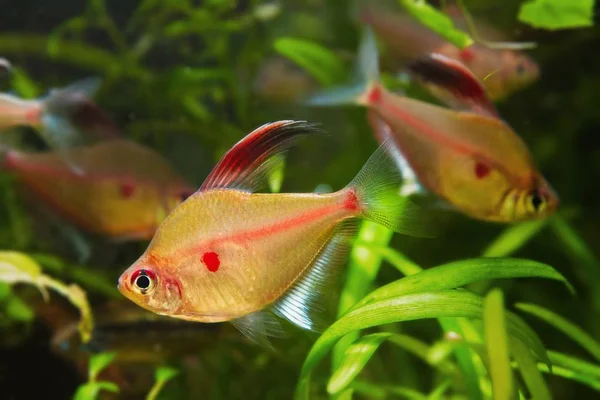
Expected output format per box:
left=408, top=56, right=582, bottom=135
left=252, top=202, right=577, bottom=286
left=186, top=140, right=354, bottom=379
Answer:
left=272, top=220, right=359, bottom=333
left=230, top=310, right=285, bottom=349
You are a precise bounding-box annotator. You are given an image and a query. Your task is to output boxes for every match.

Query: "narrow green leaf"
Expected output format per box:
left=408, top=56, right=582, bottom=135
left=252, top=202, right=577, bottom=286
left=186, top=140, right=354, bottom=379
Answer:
left=89, top=352, right=118, bottom=381
left=399, top=0, right=473, bottom=48
left=516, top=303, right=600, bottom=362
left=333, top=223, right=393, bottom=369
left=427, top=379, right=452, bottom=399
left=482, top=220, right=548, bottom=257
left=95, top=381, right=119, bottom=393
left=353, top=257, right=572, bottom=310
left=349, top=381, right=427, bottom=400
left=511, top=339, right=551, bottom=400
left=296, top=290, right=545, bottom=399
left=548, top=350, right=600, bottom=380
left=273, top=37, right=346, bottom=87
left=484, top=289, right=513, bottom=400
left=73, top=383, right=101, bottom=400
left=6, top=296, right=34, bottom=322
left=438, top=318, right=484, bottom=400
left=10, top=67, right=41, bottom=98
left=537, top=351, right=600, bottom=392
left=518, top=0, right=594, bottom=30
left=328, top=333, right=392, bottom=394
left=359, top=245, right=423, bottom=276
left=147, top=366, right=179, bottom=400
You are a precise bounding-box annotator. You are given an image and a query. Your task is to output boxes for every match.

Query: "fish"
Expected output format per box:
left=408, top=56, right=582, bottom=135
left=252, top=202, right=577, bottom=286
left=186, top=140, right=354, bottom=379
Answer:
left=1, top=138, right=193, bottom=240
left=0, top=77, right=119, bottom=174
left=359, top=3, right=540, bottom=101
left=307, top=27, right=559, bottom=223
left=253, top=56, right=320, bottom=103
left=118, top=120, right=431, bottom=344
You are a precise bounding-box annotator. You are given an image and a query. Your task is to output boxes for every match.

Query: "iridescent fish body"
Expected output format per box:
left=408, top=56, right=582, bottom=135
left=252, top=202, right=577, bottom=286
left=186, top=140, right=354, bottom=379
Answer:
left=308, top=28, right=558, bottom=223
left=118, top=121, right=429, bottom=343
left=2, top=139, right=192, bottom=240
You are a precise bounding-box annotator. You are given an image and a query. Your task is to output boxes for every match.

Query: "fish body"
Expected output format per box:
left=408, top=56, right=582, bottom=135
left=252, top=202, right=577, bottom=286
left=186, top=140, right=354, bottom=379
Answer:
left=118, top=121, right=428, bottom=342
left=359, top=4, right=539, bottom=100
left=3, top=139, right=192, bottom=239
left=0, top=77, right=119, bottom=173
left=253, top=56, right=319, bottom=102
left=308, top=28, right=558, bottom=223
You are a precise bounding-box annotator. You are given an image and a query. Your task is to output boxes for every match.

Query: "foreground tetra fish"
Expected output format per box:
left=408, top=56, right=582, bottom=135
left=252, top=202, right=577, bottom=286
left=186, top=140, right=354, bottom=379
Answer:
left=359, top=3, right=539, bottom=101
left=2, top=139, right=193, bottom=240
left=118, top=120, right=430, bottom=343
left=308, top=28, right=558, bottom=223
left=0, top=77, right=118, bottom=173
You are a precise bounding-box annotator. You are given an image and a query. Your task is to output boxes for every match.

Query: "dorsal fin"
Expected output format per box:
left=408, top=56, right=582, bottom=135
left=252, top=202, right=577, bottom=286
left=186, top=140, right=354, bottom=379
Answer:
left=199, top=120, right=321, bottom=192
left=407, top=53, right=499, bottom=117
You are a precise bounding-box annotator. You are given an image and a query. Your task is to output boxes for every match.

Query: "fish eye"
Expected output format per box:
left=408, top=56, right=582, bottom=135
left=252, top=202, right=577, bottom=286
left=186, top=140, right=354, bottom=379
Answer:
left=131, top=269, right=156, bottom=295
left=529, top=190, right=545, bottom=212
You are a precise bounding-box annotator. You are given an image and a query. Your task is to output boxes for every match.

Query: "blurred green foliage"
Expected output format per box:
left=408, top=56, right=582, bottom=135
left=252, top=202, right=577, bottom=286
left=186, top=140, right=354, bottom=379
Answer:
left=0, top=0, right=598, bottom=399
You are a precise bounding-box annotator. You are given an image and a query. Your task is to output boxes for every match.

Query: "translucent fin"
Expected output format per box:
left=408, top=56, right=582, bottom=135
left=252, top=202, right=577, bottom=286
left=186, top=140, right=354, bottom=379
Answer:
left=199, top=120, right=321, bottom=192
left=313, top=183, right=333, bottom=194
left=348, top=139, right=436, bottom=238
left=366, top=110, right=424, bottom=198
left=304, top=26, right=380, bottom=107
left=272, top=220, right=359, bottom=332
left=230, top=310, right=286, bottom=348
left=407, top=53, right=498, bottom=117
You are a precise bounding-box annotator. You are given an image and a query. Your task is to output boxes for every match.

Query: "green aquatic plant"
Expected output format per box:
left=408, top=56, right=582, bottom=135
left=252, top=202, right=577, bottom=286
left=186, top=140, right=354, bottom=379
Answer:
left=73, top=352, right=119, bottom=400
left=518, top=0, right=595, bottom=30
left=147, top=366, right=179, bottom=400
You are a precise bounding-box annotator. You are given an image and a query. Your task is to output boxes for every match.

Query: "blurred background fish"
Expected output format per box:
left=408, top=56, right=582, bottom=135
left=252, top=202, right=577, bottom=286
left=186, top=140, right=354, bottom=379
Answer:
left=359, top=1, right=540, bottom=101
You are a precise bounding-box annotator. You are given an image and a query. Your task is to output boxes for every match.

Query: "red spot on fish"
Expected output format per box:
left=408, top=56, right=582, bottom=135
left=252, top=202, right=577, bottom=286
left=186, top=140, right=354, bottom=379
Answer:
left=202, top=251, right=220, bottom=272
left=459, top=48, right=475, bottom=63
left=367, top=85, right=383, bottom=104
left=24, top=107, right=42, bottom=124
left=120, top=182, right=136, bottom=198
left=474, top=162, right=490, bottom=179
left=344, top=189, right=360, bottom=212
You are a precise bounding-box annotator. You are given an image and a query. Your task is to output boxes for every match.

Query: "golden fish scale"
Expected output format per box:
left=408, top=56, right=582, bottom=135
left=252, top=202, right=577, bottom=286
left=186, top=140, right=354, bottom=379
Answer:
left=147, top=189, right=351, bottom=322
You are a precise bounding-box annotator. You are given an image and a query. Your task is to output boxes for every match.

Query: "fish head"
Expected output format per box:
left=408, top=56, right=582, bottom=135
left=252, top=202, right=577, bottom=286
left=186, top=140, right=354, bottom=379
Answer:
left=511, top=176, right=559, bottom=221
left=118, top=256, right=183, bottom=316
left=501, top=50, right=540, bottom=95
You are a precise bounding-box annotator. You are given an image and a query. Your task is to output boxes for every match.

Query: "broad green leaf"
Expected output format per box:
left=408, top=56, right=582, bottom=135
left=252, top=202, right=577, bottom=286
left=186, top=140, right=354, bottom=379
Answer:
left=399, top=0, right=473, bottom=48
left=518, top=0, right=594, bottom=30
left=511, top=339, right=551, bottom=400
left=273, top=37, right=346, bottom=87
left=333, top=223, right=393, bottom=369
left=0, top=251, right=94, bottom=342
left=352, top=257, right=572, bottom=310
left=516, top=303, right=600, bottom=362
left=482, top=220, right=548, bottom=257
left=89, top=352, right=118, bottom=381
left=296, top=290, right=546, bottom=399
left=483, top=289, right=513, bottom=400
left=328, top=333, right=392, bottom=394
left=147, top=366, right=179, bottom=400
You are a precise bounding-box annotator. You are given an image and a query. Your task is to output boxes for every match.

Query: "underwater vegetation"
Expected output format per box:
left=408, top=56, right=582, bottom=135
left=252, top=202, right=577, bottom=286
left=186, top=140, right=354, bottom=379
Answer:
left=0, top=0, right=599, bottom=399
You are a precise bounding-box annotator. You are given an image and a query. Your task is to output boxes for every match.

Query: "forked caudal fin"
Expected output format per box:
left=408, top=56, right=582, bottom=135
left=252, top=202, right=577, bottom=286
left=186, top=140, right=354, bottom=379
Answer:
left=348, top=139, right=436, bottom=238
left=304, top=26, right=383, bottom=107
left=199, top=120, right=322, bottom=193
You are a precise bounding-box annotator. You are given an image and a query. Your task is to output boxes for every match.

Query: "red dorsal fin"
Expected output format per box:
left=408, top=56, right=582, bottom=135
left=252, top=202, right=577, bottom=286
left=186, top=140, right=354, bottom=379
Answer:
left=199, top=120, right=321, bottom=192
left=407, top=53, right=499, bottom=117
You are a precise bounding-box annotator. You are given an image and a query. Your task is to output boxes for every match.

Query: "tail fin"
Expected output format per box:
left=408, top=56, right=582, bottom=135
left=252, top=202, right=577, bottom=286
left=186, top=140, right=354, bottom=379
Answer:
left=348, top=139, right=435, bottom=238
left=39, top=77, right=121, bottom=175
left=304, top=26, right=381, bottom=107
